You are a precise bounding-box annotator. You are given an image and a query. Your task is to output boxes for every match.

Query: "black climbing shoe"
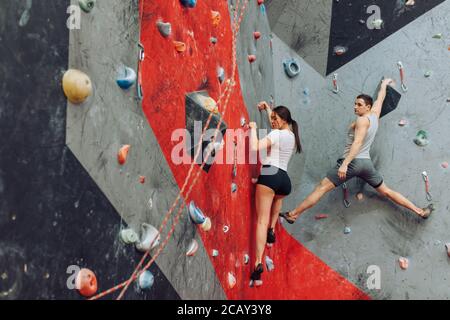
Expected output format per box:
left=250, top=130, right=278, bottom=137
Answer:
left=420, top=204, right=435, bottom=220
left=250, top=263, right=264, bottom=281
left=267, top=228, right=276, bottom=244
left=279, top=211, right=295, bottom=224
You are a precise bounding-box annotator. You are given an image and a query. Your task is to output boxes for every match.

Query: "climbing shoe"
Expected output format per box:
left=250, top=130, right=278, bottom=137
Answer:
left=267, top=228, right=276, bottom=244
left=279, top=211, right=295, bottom=224
left=420, top=204, right=435, bottom=220
left=250, top=263, right=264, bottom=281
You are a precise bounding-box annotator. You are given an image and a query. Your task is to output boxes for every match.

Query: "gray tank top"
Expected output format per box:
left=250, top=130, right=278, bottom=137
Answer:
left=343, top=113, right=379, bottom=159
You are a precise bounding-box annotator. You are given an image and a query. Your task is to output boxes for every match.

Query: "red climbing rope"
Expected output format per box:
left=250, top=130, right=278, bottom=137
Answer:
left=89, top=0, right=250, bottom=301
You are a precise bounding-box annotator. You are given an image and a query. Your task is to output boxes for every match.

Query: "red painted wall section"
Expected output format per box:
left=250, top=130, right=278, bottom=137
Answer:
left=140, top=0, right=369, bottom=300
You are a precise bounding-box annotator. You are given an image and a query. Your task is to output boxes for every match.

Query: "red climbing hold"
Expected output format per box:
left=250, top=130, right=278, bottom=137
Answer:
left=315, top=214, right=329, bottom=220
left=248, top=55, right=256, bottom=63
left=139, top=176, right=146, bottom=184
left=76, top=268, right=98, bottom=297
left=118, top=145, right=130, bottom=165
left=257, top=0, right=264, bottom=5
left=253, top=31, right=261, bottom=40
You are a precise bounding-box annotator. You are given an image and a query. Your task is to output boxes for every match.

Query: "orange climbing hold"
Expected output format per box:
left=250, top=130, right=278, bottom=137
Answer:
left=173, top=41, right=186, bottom=53
left=248, top=55, right=256, bottom=63
left=76, top=268, right=98, bottom=297
left=399, top=257, right=409, bottom=270
left=62, top=69, right=92, bottom=104
left=211, top=11, right=221, bottom=27
left=118, top=145, right=130, bottom=165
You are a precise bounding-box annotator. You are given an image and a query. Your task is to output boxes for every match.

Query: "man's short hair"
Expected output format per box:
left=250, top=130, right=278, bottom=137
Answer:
left=357, top=94, right=373, bottom=107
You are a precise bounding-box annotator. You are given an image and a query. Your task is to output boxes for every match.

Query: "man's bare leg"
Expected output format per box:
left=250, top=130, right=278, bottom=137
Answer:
left=288, top=178, right=336, bottom=221
left=376, top=183, right=432, bottom=217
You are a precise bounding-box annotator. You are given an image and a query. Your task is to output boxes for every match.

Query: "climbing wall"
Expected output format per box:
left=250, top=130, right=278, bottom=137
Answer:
left=272, top=0, right=450, bottom=299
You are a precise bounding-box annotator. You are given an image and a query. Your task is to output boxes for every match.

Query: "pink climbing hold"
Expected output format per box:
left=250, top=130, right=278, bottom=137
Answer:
left=315, top=214, right=329, bottom=220
left=399, top=257, right=409, bottom=270
left=441, top=162, right=449, bottom=169
left=398, top=119, right=407, bottom=127
left=257, top=0, right=264, bottom=5
left=253, top=31, right=261, bottom=40
left=445, top=243, right=450, bottom=257
left=251, top=178, right=258, bottom=184
left=248, top=55, right=256, bottom=63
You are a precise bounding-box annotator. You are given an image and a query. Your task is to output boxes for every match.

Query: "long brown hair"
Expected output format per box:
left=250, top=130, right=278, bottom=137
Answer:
left=273, top=106, right=302, bottom=154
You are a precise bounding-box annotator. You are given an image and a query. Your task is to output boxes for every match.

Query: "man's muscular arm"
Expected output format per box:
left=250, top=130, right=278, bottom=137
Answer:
left=372, top=78, right=394, bottom=118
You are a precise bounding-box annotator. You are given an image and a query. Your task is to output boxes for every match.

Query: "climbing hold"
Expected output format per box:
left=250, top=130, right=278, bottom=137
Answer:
left=371, top=19, right=384, bottom=29
left=120, top=228, right=139, bottom=245
left=211, top=11, right=221, bottom=27
left=231, top=183, right=237, bottom=193
left=283, top=58, right=301, bottom=78
left=223, top=225, right=230, bottom=233
left=156, top=21, right=172, bottom=38
left=78, top=0, right=96, bottom=13
left=180, top=0, right=196, bottom=8
left=333, top=46, right=348, bottom=56
left=405, top=0, right=415, bottom=6
left=210, top=37, right=218, bottom=44
left=186, top=239, right=199, bottom=257
left=445, top=243, right=450, bottom=257
left=424, top=71, right=432, bottom=78
left=441, top=162, right=449, bottom=169
left=228, top=272, right=236, bottom=289
left=76, top=268, right=98, bottom=297
left=139, top=176, right=146, bottom=184
left=62, top=69, right=93, bottom=104
left=315, top=214, right=329, bottom=220
left=251, top=178, right=258, bottom=184
left=356, top=193, right=364, bottom=201
left=217, top=67, right=225, bottom=84
left=432, top=33, right=443, bottom=39
left=414, top=130, right=429, bottom=147
left=398, top=119, right=407, bottom=126
left=398, top=257, right=409, bottom=270
left=253, top=31, right=261, bottom=40
left=136, top=223, right=160, bottom=252
left=257, top=0, right=264, bottom=5
left=265, top=256, right=274, bottom=272
left=188, top=201, right=206, bottom=224
left=248, top=55, right=257, bottom=63
left=421, top=171, right=433, bottom=201
left=116, top=66, right=136, bottom=90
left=240, top=117, right=247, bottom=128
left=138, top=271, right=155, bottom=290
left=200, top=217, right=212, bottom=232
left=212, top=249, right=219, bottom=257
left=332, top=73, right=339, bottom=94
left=174, top=41, right=186, bottom=53
left=344, top=227, right=352, bottom=234
left=118, top=145, right=130, bottom=165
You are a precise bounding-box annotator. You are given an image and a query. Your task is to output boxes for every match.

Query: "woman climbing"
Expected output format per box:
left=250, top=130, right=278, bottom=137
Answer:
left=249, top=102, right=302, bottom=285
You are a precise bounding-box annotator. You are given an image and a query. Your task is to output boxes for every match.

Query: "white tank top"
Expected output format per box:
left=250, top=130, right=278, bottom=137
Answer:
left=261, top=129, right=296, bottom=171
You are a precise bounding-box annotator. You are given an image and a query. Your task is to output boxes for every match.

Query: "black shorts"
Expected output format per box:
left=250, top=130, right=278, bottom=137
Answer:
left=326, top=158, right=384, bottom=188
left=257, top=165, right=292, bottom=196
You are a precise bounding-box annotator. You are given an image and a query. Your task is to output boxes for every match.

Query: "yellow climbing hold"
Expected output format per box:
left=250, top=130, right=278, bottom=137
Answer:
left=62, top=69, right=92, bottom=104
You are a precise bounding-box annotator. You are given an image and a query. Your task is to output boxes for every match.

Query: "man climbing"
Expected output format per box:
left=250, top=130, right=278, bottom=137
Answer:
left=280, top=78, right=434, bottom=224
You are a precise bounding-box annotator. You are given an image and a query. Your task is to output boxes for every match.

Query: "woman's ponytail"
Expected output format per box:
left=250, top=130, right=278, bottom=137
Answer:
left=290, top=119, right=302, bottom=154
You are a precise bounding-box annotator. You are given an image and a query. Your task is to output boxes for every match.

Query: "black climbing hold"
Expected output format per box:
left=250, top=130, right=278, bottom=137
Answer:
left=373, top=79, right=402, bottom=118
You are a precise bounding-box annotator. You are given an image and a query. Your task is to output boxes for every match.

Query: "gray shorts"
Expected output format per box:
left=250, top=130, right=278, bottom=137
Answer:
left=326, top=158, right=384, bottom=188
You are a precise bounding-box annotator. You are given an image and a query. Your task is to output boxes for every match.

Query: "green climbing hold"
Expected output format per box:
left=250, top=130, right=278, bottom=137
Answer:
left=79, top=0, right=96, bottom=13
left=414, top=130, right=429, bottom=147
left=432, top=33, right=443, bottom=39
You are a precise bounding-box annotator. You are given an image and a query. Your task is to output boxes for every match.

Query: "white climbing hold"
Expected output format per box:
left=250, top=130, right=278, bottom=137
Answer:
left=212, top=249, right=219, bottom=257
left=228, top=272, right=236, bottom=289
left=217, top=67, right=225, bottom=84
left=398, top=119, right=407, bottom=127
left=138, top=271, right=154, bottom=290
left=244, top=254, right=250, bottom=265
left=223, top=225, right=230, bottom=233
left=265, top=256, right=274, bottom=272
left=372, top=19, right=384, bottom=29
left=231, top=183, right=237, bottom=193
left=120, top=228, right=139, bottom=244
left=186, top=239, right=199, bottom=257
left=136, top=223, right=160, bottom=252
left=344, top=227, right=351, bottom=234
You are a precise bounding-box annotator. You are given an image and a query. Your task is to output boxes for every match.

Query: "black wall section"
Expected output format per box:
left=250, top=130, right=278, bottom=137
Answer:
left=327, top=0, right=446, bottom=75
left=0, top=1, right=179, bottom=300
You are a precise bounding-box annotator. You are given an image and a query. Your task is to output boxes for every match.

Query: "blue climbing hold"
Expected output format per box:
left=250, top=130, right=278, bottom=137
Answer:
left=189, top=201, right=206, bottom=224
left=180, top=0, right=196, bottom=8
left=283, top=58, right=301, bottom=78
left=138, top=271, right=154, bottom=290
left=116, top=66, right=136, bottom=90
